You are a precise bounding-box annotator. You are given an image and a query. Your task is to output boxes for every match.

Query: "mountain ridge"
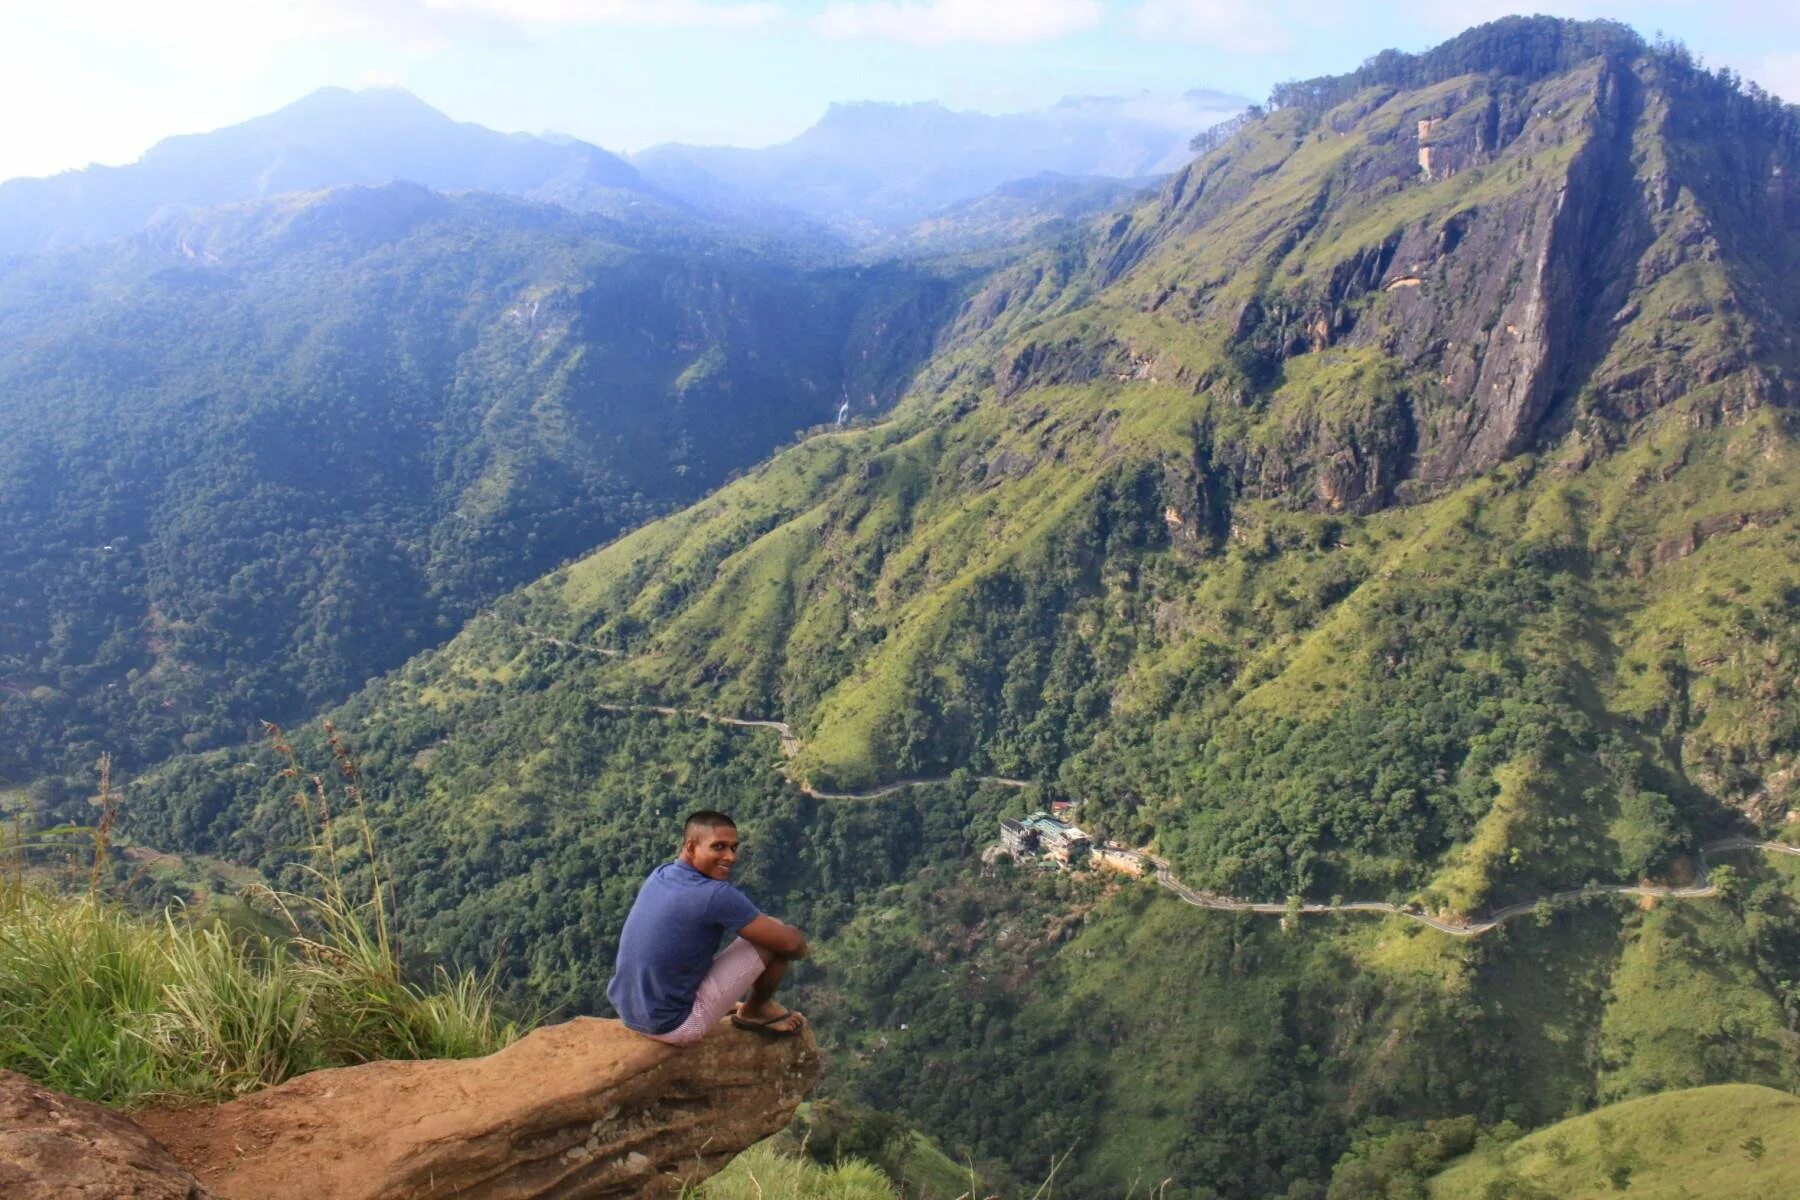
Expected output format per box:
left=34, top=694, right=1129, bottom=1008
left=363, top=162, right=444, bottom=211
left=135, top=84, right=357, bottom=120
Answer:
left=0, top=87, right=668, bottom=257
left=0, top=85, right=1249, bottom=261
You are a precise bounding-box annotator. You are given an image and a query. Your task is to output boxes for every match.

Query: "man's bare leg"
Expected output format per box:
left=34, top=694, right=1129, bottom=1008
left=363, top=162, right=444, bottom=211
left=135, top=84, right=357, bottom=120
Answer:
left=737, top=943, right=805, bottom=1031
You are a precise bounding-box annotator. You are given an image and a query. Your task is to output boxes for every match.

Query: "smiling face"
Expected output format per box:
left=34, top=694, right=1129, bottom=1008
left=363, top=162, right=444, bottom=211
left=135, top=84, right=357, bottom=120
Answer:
left=681, top=821, right=739, bottom=880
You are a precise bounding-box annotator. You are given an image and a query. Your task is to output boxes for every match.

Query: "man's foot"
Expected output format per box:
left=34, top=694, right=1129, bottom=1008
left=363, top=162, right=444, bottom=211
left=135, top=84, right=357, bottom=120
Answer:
left=732, top=1002, right=806, bottom=1037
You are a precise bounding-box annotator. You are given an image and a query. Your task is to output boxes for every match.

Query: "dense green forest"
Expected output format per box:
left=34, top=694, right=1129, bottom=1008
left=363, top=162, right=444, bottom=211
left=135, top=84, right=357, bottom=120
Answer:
left=17, top=15, right=1800, bottom=1198
left=0, top=185, right=966, bottom=781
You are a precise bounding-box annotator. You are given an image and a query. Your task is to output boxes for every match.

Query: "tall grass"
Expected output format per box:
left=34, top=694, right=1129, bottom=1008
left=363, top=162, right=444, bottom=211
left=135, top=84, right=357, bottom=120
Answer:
left=693, top=1143, right=900, bottom=1200
left=688, top=1134, right=1067, bottom=1200
left=0, top=737, right=516, bottom=1107
left=0, top=879, right=516, bottom=1106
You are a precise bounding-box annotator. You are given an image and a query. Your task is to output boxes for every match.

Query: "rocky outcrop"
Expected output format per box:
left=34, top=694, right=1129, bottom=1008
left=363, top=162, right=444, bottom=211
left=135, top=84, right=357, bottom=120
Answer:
left=132, top=1017, right=821, bottom=1200
left=1649, top=507, right=1786, bottom=567
left=1111, top=48, right=1796, bottom=517
left=0, top=1071, right=210, bottom=1200
left=1002, top=335, right=1132, bottom=397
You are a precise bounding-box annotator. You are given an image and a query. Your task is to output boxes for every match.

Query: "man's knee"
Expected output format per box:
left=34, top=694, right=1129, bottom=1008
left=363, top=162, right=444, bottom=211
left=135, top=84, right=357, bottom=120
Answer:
left=750, top=942, right=778, bottom=966
left=651, top=1023, right=707, bottom=1048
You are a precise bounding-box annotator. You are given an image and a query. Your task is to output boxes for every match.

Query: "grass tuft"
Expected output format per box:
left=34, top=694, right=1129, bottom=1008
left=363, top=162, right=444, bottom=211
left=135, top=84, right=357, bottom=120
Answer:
left=0, top=738, right=517, bottom=1107
left=0, top=877, right=516, bottom=1106
left=692, top=1142, right=899, bottom=1200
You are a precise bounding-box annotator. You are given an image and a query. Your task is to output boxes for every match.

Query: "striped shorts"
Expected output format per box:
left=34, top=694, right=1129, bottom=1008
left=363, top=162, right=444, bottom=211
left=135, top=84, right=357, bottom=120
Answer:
left=645, top=937, right=767, bottom=1047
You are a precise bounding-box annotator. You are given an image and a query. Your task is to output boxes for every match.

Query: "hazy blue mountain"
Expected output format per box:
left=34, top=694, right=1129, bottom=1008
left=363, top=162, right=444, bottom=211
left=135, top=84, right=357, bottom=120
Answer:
left=0, top=182, right=967, bottom=776
left=630, top=89, right=1248, bottom=239
left=0, top=87, right=670, bottom=257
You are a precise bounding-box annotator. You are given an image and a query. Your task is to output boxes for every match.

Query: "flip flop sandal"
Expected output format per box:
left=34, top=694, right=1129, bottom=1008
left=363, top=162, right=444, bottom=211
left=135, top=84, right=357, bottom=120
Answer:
left=731, top=1011, right=806, bottom=1038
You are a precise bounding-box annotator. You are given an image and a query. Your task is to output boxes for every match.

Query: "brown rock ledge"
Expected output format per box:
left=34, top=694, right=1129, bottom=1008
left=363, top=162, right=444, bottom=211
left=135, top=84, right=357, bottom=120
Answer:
left=0, top=1070, right=211, bottom=1199
left=132, top=1016, right=822, bottom=1199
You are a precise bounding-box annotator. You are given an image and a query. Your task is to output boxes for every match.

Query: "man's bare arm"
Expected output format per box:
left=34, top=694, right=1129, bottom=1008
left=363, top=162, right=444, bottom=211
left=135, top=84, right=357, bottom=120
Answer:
left=739, top=914, right=809, bottom=959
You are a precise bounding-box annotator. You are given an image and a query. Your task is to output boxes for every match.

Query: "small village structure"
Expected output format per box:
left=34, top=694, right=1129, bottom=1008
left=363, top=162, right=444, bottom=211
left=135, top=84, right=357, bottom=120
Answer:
left=999, top=811, right=1093, bottom=868
left=999, top=817, right=1035, bottom=857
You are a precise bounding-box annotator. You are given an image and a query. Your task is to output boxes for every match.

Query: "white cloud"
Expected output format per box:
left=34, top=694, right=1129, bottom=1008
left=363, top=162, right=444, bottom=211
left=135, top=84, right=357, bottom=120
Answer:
left=43, top=0, right=380, bottom=80
left=420, top=0, right=781, bottom=28
left=1129, top=0, right=1294, bottom=54
left=818, top=0, right=1104, bottom=45
left=1052, top=90, right=1251, bottom=131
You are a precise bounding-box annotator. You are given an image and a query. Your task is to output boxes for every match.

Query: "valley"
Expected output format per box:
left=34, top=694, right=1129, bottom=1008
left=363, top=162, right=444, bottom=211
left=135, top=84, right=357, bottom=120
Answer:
left=0, top=183, right=971, bottom=782
left=484, top=634, right=1800, bottom=937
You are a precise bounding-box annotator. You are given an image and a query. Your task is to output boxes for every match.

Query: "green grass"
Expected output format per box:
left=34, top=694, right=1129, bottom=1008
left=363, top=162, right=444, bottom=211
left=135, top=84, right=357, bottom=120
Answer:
left=886, top=1130, right=989, bottom=1200
left=694, top=1142, right=899, bottom=1200
left=1430, top=1084, right=1800, bottom=1198
left=1596, top=899, right=1800, bottom=1101
left=0, top=876, right=515, bottom=1106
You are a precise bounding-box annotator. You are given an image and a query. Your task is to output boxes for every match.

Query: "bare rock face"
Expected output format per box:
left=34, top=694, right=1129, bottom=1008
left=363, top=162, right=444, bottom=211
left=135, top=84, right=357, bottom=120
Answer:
left=0, top=1070, right=211, bottom=1199
left=133, top=1017, right=822, bottom=1200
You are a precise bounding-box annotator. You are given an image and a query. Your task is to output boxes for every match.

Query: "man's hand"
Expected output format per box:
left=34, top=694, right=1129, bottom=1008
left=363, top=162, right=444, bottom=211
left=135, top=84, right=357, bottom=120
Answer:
left=739, top=914, right=809, bottom=959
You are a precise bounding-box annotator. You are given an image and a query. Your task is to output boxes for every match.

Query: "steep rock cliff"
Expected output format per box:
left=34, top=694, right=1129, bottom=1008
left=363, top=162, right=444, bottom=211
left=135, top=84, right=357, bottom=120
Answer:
left=951, top=35, right=1797, bottom=514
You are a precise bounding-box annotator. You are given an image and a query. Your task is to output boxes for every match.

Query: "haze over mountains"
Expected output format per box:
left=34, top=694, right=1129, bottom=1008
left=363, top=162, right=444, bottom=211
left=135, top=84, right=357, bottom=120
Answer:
left=0, top=76, right=1242, bottom=776
left=0, top=87, right=664, bottom=257
left=8, top=15, right=1800, bottom=1199
left=0, top=84, right=1246, bottom=258
left=630, top=89, right=1249, bottom=237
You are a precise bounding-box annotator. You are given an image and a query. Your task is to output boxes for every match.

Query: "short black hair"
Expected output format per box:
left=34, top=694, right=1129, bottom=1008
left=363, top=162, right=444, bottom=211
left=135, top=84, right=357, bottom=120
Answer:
left=683, top=810, right=737, bottom=842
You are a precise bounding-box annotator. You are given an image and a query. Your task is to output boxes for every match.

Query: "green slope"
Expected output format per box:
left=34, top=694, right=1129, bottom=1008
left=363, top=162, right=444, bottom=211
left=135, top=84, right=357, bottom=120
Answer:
left=479, top=19, right=1800, bottom=908
left=809, top=848, right=1800, bottom=1196
left=1429, top=1084, right=1800, bottom=1198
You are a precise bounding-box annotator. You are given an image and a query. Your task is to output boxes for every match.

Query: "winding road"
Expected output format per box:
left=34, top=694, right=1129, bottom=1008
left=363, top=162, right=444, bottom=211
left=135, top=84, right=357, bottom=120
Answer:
left=593, top=702, right=802, bottom=758
left=1138, top=838, right=1800, bottom=937
left=525, top=629, right=1800, bottom=936
left=588, top=700, right=1026, bottom=800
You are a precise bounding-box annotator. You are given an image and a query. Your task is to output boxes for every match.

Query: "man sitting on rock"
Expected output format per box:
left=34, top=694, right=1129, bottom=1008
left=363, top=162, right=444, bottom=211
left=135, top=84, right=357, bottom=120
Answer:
left=607, top=810, right=809, bottom=1043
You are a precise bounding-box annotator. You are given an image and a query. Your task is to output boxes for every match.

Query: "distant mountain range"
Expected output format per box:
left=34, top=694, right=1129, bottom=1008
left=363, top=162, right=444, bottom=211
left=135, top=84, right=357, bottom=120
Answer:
left=0, top=87, right=668, bottom=257
left=0, top=79, right=1252, bottom=770
left=631, top=90, right=1248, bottom=238
left=864, top=171, right=1160, bottom=258
left=0, top=87, right=1247, bottom=258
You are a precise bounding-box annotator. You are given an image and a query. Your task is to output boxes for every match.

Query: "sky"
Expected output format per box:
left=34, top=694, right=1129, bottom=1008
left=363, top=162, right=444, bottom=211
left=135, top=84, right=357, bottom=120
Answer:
left=1, top=0, right=1797, bottom=182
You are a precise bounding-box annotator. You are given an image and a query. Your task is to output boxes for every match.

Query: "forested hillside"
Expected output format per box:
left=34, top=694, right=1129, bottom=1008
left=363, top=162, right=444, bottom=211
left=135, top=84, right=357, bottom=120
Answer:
left=102, top=16, right=1800, bottom=1198
left=0, top=184, right=966, bottom=781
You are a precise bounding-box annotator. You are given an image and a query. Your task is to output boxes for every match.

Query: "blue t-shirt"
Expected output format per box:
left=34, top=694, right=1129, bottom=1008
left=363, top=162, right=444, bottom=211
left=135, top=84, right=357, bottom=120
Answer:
left=606, top=860, right=763, bottom=1035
